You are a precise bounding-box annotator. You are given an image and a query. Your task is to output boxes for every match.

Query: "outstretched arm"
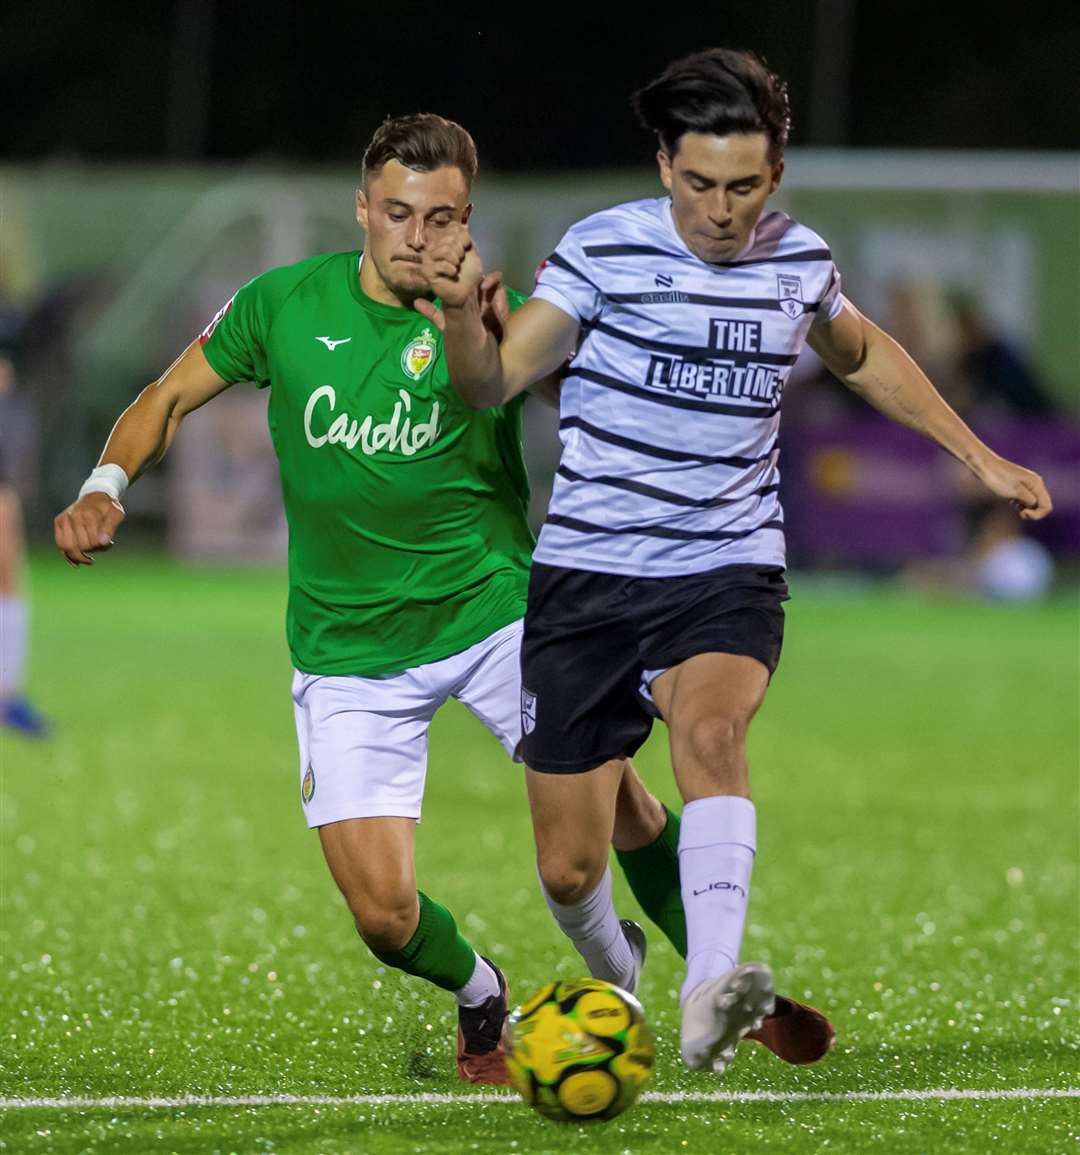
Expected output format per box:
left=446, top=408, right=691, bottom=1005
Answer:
left=414, top=268, right=565, bottom=408
left=54, top=341, right=231, bottom=566
left=808, top=299, right=1053, bottom=520
left=416, top=224, right=580, bottom=409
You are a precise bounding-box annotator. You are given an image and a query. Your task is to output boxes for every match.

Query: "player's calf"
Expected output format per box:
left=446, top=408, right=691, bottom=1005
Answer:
left=611, top=760, right=667, bottom=851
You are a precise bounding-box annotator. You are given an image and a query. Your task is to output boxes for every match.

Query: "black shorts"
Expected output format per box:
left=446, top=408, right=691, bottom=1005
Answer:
left=519, top=562, right=788, bottom=775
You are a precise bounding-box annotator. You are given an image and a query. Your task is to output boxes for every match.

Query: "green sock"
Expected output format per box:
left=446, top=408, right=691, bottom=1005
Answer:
left=615, top=804, right=687, bottom=958
left=370, top=891, right=477, bottom=992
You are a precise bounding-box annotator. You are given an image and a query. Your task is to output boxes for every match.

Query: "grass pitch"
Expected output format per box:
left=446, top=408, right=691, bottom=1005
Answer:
left=2, top=555, right=1077, bottom=1154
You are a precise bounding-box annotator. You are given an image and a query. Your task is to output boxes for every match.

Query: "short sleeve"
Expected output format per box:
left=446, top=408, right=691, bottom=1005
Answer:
left=813, top=263, right=844, bottom=326
left=199, top=276, right=272, bottom=386
left=505, top=286, right=529, bottom=313
left=531, top=228, right=604, bottom=326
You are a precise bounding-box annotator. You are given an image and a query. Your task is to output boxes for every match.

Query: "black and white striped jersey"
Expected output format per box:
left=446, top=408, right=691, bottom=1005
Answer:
left=530, top=196, right=844, bottom=576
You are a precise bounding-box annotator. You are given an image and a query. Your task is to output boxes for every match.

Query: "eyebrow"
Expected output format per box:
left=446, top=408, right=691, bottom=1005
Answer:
left=683, top=170, right=762, bottom=186
left=381, top=198, right=457, bottom=216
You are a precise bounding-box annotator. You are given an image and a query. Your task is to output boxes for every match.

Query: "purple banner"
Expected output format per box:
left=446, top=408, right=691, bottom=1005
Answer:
left=780, top=416, right=1080, bottom=567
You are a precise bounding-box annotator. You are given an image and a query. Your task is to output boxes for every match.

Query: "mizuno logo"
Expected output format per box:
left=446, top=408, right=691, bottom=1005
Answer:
left=316, top=336, right=352, bottom=350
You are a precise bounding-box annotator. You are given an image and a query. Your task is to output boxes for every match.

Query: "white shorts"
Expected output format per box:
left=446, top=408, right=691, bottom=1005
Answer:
left=291, top=619, right=523, bottom=828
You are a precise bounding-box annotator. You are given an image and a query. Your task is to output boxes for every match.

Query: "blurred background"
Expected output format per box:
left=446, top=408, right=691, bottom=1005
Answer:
left=1, top=0, right=1078, bottom=595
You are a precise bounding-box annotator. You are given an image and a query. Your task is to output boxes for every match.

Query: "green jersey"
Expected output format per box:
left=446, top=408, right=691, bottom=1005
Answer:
left=200, top=251, right=533, bottom=677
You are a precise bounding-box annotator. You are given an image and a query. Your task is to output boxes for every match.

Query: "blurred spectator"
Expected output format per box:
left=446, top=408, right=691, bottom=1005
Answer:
left=903, top=498, right=1056, bottom=603
left=886, top=280, right=969, bottom=410
left=972, top=502, right=1056, bottom=601
left=795, top=282, right=1059, bottom=421
left=949, top=293, right=1058, bottom=419
left=786, top=279, right=971, bottom=425
left=0, top=322, right=49, bottom=736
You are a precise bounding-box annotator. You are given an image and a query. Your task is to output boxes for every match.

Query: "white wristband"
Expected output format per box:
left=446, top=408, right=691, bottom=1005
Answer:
left=78, top=464, right=130, bottom=502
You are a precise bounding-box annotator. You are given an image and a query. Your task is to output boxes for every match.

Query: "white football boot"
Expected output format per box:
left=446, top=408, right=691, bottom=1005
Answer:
left=681, top=961, right=776, bottom=1074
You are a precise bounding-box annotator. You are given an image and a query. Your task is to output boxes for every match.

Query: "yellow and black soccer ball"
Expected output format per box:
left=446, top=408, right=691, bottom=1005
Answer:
left=506, top=978, right=655, bottom=1124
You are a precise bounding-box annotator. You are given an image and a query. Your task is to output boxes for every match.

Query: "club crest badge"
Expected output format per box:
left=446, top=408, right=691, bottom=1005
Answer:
left=401, top=328, right=437, bottom=381
left=302, top=766, right=316, bottom=804
left=521, top=688, right=538, bottom=736
left=777, top=274, right=805, bottom=318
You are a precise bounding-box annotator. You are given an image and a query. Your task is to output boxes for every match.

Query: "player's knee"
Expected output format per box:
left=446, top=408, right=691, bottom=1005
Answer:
left=685, top=712, right=747, bottom=771
left=352, top=896, right=418, bottom=953
left=538, top=852, right=606, bottom=906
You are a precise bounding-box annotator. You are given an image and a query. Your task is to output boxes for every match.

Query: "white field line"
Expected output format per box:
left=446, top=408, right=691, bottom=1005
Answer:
left=1, top=1088, right=1078, bottom=1109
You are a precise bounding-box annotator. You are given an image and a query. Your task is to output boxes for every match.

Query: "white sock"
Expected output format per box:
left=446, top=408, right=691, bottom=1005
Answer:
left=679, top=795, right=756, bottom=1005
left=541, top=865, right=635, bottom=990
left=0, top=596, right=27, bottom=698
left=454, top=953, right=501, bottom=1007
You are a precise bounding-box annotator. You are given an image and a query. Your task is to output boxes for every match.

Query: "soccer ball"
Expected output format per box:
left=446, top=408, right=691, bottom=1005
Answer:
left=506, top=978, right=655, bottom=1124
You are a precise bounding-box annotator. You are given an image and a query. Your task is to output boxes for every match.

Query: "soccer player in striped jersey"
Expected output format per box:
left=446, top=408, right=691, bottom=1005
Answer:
left=53, top=113, right=693, bottom=1085
left=423, top=49, right=1053, bottom=1075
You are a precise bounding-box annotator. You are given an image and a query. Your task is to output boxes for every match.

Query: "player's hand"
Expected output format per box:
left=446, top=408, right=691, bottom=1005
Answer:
left=477, top=272, right=511, bottom=341
left=973, top=452, right=1053, bottom=521
left=54, top=492, right=126, bottom=566
left=415, top=272, right=508, bottom=337
left=416, top=223, right=484, bottom=311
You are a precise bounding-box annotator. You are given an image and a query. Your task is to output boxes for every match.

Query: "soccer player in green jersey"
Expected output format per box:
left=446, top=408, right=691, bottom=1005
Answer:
left=54, top=114, right=712, bottom=1084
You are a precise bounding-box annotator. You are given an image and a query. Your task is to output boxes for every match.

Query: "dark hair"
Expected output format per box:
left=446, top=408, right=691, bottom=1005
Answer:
left=632, top=49, right=791, bottom=161
left=362, top=113, right=478, bottom=187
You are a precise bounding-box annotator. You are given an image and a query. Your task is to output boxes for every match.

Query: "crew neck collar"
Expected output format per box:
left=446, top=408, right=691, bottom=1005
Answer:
left=348, top=252, right=432, bottom=319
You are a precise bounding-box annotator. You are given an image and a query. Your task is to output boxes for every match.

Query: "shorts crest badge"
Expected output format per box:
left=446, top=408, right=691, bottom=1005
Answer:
left=401, top=328, right=437, bottom=381
left=302, top=766, right=316, bottom=804
left=521, top=688, right=538, bottom=736
left=777, top=274, right=805, bottom=319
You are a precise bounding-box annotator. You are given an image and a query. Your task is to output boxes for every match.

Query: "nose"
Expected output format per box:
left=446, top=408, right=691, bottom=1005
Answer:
left=406, top=217, right=426, bottom=250
left=708, top=190, right=734, bottom=227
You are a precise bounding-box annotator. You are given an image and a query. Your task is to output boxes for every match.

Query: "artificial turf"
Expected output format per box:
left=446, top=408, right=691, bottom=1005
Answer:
left=1, top=556, right=1076, bottom=1154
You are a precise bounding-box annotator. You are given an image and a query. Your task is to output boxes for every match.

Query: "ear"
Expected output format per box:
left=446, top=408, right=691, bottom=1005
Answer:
left=769, top=159, right=785, bottom=195
left=657, top=148, right=673, bottom=191
left=356, top=187, right=369, bottom=230
left=462, top=202, right=474, bottom=225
